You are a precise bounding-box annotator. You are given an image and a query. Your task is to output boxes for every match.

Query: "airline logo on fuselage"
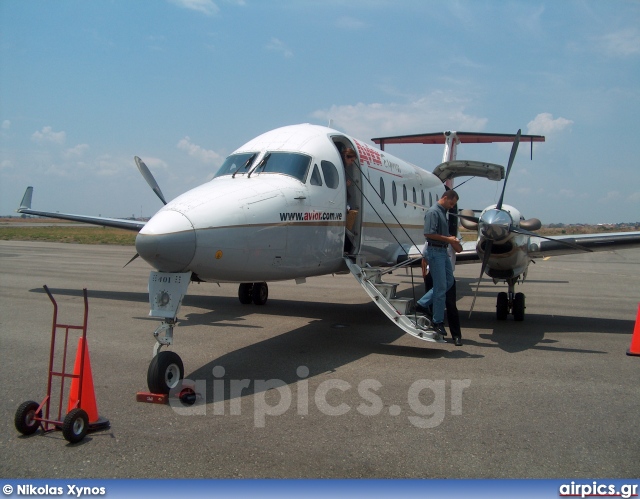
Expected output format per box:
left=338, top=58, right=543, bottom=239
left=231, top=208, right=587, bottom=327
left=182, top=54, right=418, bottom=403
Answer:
left=354, top=140, right=402, bottom=176
left=279, top=211, right=343, bottom=222
left=354, top=140, right=382, bottom=167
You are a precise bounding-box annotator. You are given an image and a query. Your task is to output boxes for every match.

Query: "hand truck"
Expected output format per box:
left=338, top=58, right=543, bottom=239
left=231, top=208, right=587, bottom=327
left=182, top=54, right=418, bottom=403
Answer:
left=14, top=285, right=109, bottom=443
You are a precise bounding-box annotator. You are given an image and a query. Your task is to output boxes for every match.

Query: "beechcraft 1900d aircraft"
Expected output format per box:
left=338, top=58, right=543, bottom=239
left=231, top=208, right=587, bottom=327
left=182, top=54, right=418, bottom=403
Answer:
left=17, top=123, right=640, bottom=394
left=372, top=129, right=640, bottom=322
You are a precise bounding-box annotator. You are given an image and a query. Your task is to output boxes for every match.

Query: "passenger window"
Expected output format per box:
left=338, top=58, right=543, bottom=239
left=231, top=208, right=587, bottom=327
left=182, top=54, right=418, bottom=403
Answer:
left=320, top=161, right=339, bottom=189
left=429, top=192, right=433, bottom=207
left=379, top=177, right=385, bottom=203
left=310, top=164, right=322, bottom=186
left=392, top=181, right=397, bottom=206
left=421, top=190, right=425, bottom=206
left=403, top=185, right=407, bottom=207
left=413, top=187, right=417, bottom=209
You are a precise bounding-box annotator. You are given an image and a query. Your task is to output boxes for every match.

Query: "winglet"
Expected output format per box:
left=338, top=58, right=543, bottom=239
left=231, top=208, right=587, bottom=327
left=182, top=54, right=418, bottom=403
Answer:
left=18, top=186, right=34, bottom=211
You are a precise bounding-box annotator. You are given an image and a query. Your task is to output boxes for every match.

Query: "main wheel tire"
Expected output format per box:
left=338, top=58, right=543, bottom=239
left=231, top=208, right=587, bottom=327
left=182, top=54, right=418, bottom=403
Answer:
left=238, top=283, right=253, bottom=304
left=15, top=400, right=42, bottom=436
left=251, top=282, right=268, bottom=305
left=496, top=292, right=509, bottom=320
left=62, top=408, right=89, bottom=444
left=147, top=350, right=184, bottom=394
left=513, top=292, right=525, bottom=321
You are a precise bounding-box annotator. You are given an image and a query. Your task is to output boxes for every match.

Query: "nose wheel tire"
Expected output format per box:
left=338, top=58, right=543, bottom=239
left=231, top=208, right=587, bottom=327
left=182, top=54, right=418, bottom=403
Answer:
left=62, top=408, right=89, bottom=444
left=147, top=350, right=184, bottom=394
left=496, top=292, right=508, bottom=320
left=15, top=400, right=42, bottom=436
left=513, top=292, right=525, bottom=321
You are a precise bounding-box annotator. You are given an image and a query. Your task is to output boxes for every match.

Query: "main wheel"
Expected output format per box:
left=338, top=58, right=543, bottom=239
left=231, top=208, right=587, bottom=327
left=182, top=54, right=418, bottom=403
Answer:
left=15, top=400, right=42, bottom=436
left=496, top=292, right=509, bottom=320
left=147, top=350, right=184, bottom=394
left=238, top=283, right=253, bottom=304
left=62, top=408, right=89, bottom=444
left=513, top=292, right=525, bottom=321
left=251, top=282, right=268, bottom=305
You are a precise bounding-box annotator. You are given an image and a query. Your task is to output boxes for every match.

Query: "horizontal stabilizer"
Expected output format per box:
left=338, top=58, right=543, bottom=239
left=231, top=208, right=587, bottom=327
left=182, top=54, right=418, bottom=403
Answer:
left=372, top=131, right=545, bottom=146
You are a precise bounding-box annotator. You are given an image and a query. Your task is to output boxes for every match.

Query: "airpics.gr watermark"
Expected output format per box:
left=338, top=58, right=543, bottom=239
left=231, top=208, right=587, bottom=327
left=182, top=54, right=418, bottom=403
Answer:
left=167, top=365, right=471, bottom=428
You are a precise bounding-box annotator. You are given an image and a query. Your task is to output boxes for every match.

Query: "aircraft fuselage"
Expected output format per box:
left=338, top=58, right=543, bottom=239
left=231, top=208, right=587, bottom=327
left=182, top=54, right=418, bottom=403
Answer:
left=135, top=124, right=446, bottom=282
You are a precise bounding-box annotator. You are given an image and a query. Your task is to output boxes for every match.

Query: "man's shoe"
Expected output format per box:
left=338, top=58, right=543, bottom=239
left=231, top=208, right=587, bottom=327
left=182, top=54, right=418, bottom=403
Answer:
left=432, top=322, right=447, bottom=337
left=453, top=336, right=462, bottom=347
left=415, top=304, right=431, bottom=316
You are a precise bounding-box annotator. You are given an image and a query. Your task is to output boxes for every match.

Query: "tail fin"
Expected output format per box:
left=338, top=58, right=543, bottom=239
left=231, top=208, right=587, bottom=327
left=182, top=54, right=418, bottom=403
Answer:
left=19, top=186, right=33, bottom=211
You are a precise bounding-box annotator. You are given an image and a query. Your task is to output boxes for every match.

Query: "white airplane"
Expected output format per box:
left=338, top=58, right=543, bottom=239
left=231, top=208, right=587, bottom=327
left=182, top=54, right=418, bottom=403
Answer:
left=373, top=129, right=640, bottom=321
left=17, top=123, right=640, bottom=394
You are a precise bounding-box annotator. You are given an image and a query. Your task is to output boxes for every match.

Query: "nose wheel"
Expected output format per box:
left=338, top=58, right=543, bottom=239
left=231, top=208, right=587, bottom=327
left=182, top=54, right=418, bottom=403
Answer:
left=496, top=283, right=525, bottom=321
left=147, top=350, right=184, bottom=394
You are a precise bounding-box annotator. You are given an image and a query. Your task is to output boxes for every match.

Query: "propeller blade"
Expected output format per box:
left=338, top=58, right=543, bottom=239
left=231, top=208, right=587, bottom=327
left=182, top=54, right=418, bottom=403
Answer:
left=509, top=226, right=593, bottom=252
left=468, top=239, right=493, bottom=318
left=448, top=212, right=480, bottom=224
left=135, top=156, right=167, bottom=205
left=123, top=253, right=140, bottom=268
left=496, top=129, right=521, bottom=210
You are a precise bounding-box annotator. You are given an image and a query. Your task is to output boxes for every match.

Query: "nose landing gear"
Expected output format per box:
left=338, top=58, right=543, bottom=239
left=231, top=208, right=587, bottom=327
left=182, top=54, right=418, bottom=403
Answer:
left=496, top=278, right=525, bottom=321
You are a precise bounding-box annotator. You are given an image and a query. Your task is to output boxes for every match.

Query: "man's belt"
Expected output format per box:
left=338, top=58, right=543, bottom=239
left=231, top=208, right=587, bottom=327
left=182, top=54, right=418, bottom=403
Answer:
left=427, top=241, right=448, bottom=248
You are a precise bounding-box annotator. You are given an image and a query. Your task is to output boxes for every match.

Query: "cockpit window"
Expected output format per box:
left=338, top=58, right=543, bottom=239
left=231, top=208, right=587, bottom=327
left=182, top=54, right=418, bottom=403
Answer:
left=321, top=161, right=339, bottom=189
left=310, top=164, right=322, bottom=186
left=214, top=152, right=257, bottom=178
left=252, top=152, right=312, bottom=183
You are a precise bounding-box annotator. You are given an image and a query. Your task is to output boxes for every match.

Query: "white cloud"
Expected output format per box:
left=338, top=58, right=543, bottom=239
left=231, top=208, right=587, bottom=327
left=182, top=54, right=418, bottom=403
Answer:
left=1, top=159, right=13, bottom=170
left=266, top=38, right=293, bottom=58
left=628, top=191, right=640, bottom=203
left=335, top=17, right=367, bottom=30
left=64, top=144, right=90, bottom=158
left=600, top=28, right=640, bottom=57
left=312, top=92, right=487, bottom=141
left=177, top=136, right=223, bottom=164
left=31, top=126, right=66, bottom=145
left=526, top=113, right=573, bottom=136
left=2, top=120, right=10, bottom=130
left=598, top=191, right=619, bottom=204
left=168, top=0, right=219, bottom=16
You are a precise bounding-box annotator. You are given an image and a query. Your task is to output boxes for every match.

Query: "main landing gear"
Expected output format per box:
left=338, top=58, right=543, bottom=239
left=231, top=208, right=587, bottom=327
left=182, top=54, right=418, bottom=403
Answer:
left=238, top=282, right=268, bottom=305
left=496, top=278, right=525, bottom=321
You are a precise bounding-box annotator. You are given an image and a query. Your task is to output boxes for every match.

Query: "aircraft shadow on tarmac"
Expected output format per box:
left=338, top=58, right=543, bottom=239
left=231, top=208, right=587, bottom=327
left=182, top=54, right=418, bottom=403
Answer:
left=30, top=284, right=632, bottom=404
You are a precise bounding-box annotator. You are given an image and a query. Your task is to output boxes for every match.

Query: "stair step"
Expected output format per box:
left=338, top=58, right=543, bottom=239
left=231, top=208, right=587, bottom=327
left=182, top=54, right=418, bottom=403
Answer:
left=374, top=282, right=398, bottom=300
left=389, top=297, right=413, bottom=315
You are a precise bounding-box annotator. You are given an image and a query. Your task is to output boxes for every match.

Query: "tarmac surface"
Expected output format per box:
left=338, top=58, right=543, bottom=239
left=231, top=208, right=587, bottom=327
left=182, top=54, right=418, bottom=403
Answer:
left=1, top=241, right=639, bottom=479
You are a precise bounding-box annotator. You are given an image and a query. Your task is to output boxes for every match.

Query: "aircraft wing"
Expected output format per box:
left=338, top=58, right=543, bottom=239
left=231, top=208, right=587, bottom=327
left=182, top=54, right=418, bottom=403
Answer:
left=16, top=187, right=145, bottom=232
left=529, top=231, right=640, bottom=257
left=454, top=231, right=640, bottom=264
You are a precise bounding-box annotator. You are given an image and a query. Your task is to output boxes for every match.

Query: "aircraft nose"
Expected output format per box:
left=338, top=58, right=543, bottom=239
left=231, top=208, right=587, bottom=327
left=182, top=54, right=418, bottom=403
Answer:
left=136, top=210, right=196, bottom=272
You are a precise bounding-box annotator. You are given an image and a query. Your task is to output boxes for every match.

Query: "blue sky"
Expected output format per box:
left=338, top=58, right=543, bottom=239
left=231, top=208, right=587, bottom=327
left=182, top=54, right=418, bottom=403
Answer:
left=1, top=0, right=639, bottom=224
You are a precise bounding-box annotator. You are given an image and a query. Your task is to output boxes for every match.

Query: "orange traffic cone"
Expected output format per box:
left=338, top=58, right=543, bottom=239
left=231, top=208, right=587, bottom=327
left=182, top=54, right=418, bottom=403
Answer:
left=67, top=337, right=99, bottom=422
left=627, top=303, right=640, bottom=357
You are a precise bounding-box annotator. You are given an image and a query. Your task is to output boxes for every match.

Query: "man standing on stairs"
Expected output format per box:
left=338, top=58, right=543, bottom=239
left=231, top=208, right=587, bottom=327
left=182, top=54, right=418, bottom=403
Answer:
left=415, top=189, right=463, bottom=338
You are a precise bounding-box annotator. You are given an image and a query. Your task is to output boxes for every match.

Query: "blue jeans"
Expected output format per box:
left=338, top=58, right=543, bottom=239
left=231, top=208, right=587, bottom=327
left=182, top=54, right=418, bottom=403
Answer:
left=417, top=246, right=454, bottom=323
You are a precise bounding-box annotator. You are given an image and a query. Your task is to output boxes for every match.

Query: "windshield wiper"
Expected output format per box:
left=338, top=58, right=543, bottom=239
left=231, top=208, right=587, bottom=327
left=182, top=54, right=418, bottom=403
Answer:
left=232, top=153, right=256, bottom=178
left=248, top=152, right=271, bottom=178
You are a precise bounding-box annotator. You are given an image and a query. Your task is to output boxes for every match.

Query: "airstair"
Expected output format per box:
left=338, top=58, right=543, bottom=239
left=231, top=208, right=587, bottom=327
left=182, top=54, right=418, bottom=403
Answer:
left=344, top=257, right=445, bottom=343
